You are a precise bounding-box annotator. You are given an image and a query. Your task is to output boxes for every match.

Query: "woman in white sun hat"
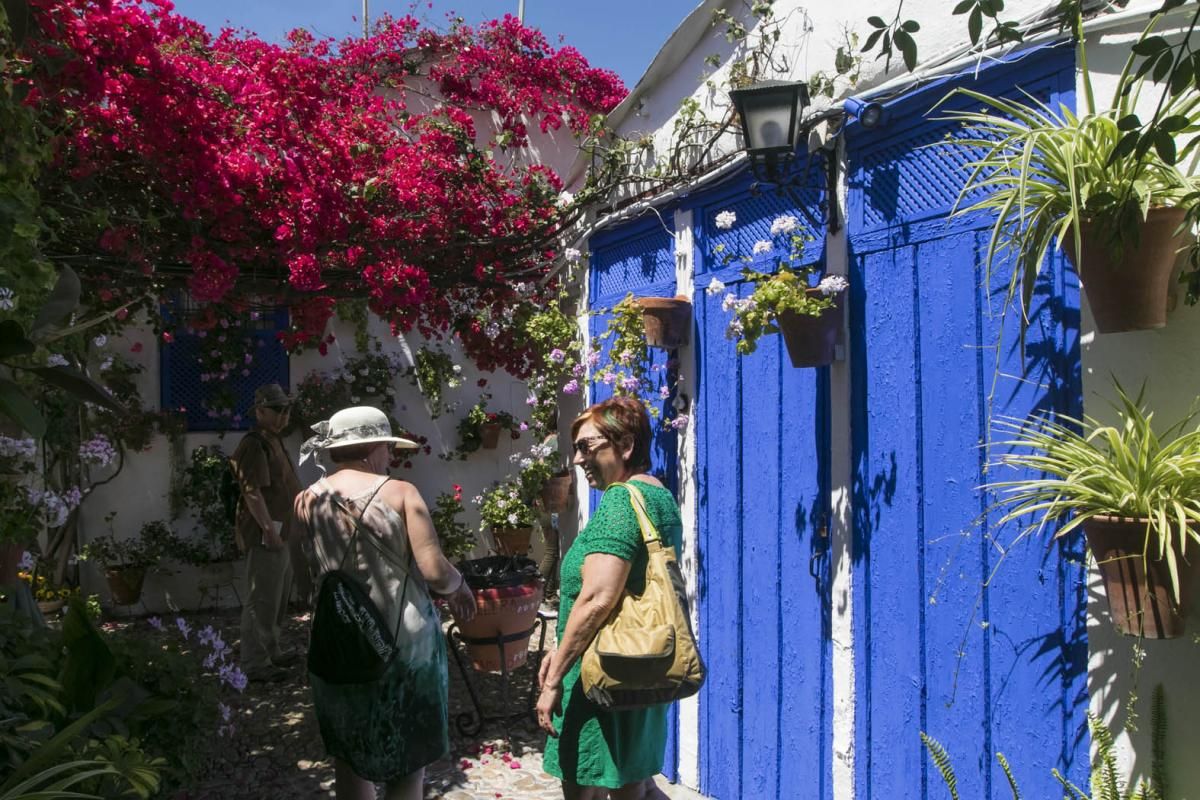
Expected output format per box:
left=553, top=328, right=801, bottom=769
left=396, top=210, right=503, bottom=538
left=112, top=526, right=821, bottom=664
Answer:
left=293, top=406, right=475, bottom=800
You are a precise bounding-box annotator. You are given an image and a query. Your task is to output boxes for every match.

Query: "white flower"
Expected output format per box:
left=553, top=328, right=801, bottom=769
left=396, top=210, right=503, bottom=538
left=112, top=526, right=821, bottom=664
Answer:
left=452, top=364, right=462, bottom=374
left=714, top=210, right=736, bottom=230
left=734, top=298, right=757, bottom=313
left=507, top=512, right=519, bottom=525
left=46, top=354, right=69, bottom=368
left=0, top=287, right=14, bottom=310
left=557, top=190, right=574, bottom=207
left=520, top=458, right=533, bottom=469
left=100, top=356, right=113, bottom=371
left=725, top=319, right=745, bottom=340
left=92, top=334, right=107, bottom=348
left=752, top=240, right=772, bottom=255
left=721, top=293, right=737, bottom=313
left=17, top=551, right=34, bottom=571
left=705, top=278, right=726, bottom=296
left=818, top=274, right=849, bottom=297
left=485, top=322, right=501, bottom=338
left=770, top=215, right=798, bottom=236
left=509, top=453, right=523, bottom=463
left=564, top=247, right=582, bottom=263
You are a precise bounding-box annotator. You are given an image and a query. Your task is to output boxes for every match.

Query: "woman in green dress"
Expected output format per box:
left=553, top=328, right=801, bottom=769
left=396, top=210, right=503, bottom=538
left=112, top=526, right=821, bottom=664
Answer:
left=537, top=396, right=678, bottom=800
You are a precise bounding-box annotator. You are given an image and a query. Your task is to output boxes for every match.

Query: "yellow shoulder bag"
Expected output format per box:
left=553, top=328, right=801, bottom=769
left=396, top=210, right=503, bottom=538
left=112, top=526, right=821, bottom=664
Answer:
left=580, top=482, right=706, bottom=710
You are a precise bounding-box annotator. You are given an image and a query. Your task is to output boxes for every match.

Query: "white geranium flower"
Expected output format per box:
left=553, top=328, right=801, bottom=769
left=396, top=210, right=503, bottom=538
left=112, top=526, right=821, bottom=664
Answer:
left=705, top=277, right=726, bottom=296
left=752, top=240, right=772, bottom=255
left=770, top=215, right=798, bottom=236
left=92, top=334, right=107, bottom=348
left=0, top=288, right=14, bottom=310
left=818, top=275, right=850, bottom=297
left=721, top=293, right=737, bottom=313
left=46, top=354, right=69, bottom=368
left=557, top=190, right=574, bottom=207
left=564, top=247, right=582, bottom=263
left=714, top=210, right=736, bottom=230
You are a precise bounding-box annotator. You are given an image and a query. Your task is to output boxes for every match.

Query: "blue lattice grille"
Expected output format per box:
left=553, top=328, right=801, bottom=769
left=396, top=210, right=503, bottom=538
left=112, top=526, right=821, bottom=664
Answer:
left=700, top=160, right=826, bottom=275
left=161, top=305, right=290, bottom=432
left=855, top=74, right=1063, bottom=231
left=591, top=226, right=675, bottom=303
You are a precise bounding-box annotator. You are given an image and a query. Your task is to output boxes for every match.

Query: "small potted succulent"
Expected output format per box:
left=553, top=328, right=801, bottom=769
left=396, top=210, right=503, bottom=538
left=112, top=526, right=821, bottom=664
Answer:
left=475, top=481, right=536, bottom=556
left=709, top=214, right=847, bottom=367
left=987, top=382, right=1200, bottom=638
left=79, top=516, right=167, bottom=605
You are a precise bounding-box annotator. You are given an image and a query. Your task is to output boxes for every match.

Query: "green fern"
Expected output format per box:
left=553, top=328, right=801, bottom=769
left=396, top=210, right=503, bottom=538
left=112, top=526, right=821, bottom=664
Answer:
left=921, top=732, right=960, bottom=800
left=996, top=753, right=1023, bottom=799
left=1149, top=686, right=1166, bottom=800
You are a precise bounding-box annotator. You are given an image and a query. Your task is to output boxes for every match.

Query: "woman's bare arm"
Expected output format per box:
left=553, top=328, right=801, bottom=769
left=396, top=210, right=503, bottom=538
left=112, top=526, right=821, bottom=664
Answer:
left=541, top=552, right=630, bottom=688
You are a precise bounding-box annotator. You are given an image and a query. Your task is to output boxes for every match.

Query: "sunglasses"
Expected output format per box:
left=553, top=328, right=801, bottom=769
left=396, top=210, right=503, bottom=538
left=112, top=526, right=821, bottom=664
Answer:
left=572, top=436, right=610, bottom=457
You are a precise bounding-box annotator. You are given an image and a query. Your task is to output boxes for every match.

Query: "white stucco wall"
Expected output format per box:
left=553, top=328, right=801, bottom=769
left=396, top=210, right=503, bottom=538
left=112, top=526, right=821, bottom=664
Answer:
left=77, top=312, right=568, bottom=613
left=590, top=1, right=1200, bottom=797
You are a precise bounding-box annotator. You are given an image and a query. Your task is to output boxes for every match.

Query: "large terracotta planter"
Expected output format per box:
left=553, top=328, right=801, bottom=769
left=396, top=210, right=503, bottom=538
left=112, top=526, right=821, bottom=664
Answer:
left=479, top=423, right=502, bottom=450
left=778, top=289, right=845, bottom=368
left=491, top=527, right=532, bottom=556
left=457, top=556, right=543, bottom=672
left=1083, top=515, right=1198, bottom=638
left=105, top=566, right=146, bottom=606
left=638, top=297, right=692, bottom=349
left=1065, top=207, right=1187, bottom=333
left=539, top=473, right=574, bottom=513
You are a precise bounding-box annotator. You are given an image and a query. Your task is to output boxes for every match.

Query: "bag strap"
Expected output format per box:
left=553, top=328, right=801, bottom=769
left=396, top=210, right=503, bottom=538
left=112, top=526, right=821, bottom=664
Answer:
left=608, top=481, right=662, bottom=547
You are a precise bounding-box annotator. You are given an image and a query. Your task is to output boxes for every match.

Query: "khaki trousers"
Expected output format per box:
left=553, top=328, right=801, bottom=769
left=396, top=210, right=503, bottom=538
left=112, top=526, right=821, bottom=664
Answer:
left=240, top=543, right=293, bottom=671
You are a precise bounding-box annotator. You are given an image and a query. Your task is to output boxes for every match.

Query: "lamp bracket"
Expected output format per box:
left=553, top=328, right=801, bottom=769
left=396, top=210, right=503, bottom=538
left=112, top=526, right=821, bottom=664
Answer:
left=745, top=148, right=842, bottom=235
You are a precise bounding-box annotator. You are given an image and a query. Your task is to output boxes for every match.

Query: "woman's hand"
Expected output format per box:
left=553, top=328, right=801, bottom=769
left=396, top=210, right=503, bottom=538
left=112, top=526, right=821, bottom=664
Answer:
left=536, top=681, right=562, bottom=737
left=446, top=581, right=476, bottom=623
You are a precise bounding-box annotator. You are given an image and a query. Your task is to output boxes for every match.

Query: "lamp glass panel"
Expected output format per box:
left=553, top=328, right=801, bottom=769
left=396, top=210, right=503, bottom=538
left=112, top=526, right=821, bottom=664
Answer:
left=741, top=88, right=798, bottom=152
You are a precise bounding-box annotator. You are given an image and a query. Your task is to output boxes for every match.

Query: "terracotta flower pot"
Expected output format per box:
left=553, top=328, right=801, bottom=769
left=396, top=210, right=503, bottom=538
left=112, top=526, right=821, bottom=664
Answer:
left=480, top=423, right=503, bottom=449
left=638, top=296, right=692, bottom=349
left=1083, top=515, right=1198, bottom=638
left=1065, top=207, right=1188, bottom=333
left=540, top=473, right=574, bottom=513
left=105, top=566, right=146, bottom=606
left=777, top=288, right=845, bottom=368
left=491, top=527, right=532, bottom=556
left=457, top=580, right=544, bottom=673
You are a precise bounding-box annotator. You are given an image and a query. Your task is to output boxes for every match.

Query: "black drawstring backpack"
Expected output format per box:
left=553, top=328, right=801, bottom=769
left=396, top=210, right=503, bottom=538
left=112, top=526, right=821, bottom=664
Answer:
left=307, top=481, right=414, bottom=685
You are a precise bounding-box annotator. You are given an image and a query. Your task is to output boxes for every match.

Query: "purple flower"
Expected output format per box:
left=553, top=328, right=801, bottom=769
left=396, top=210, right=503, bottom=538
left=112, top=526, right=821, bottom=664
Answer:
left=218, top=702, right=232, bottom=722
left=219, top=663, right=248, bottom=692
left=620, top=376, right=641, bottom=392
left=549, top=348, right=566, bottom=363
left=669, top=415, right=690, bottom=431
left=175, top=617, right=192, bottom=640
left=571, top=363, right=585, bottom=377
left=562, top=379, right=580, bottom=395
left=601, top=372, right=617, bottom=386
left=148, top=617, right=164, bottom=631
left=659, top=385, right=671, bottom=399
left=519, top=422, right=529, bottom=431
left=586, top=351, right=601, bottom=368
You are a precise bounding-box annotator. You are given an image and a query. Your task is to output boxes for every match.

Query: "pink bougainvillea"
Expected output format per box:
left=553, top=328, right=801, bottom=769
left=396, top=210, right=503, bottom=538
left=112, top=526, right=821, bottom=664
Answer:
left=15, top=1, right=625, bottom=373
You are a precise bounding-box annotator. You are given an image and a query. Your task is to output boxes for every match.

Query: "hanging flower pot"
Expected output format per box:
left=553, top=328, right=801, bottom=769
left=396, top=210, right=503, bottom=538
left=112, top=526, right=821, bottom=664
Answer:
left=479, top=423, right=503, bottom=450
left=490, top=526, right=532, bottom=556
left=105, top=566, right=146, bottom=606
left=778, top=288, right=845, bottom=368
left=1065, top=207, right=1188, bottom=333
left=456, top=556, right=544, bottom=672
left=1083, top=515, right=1198, bottom=639
left=539, top=472, right=574, bottom=513
left=637, top=296, right=692, bottom=349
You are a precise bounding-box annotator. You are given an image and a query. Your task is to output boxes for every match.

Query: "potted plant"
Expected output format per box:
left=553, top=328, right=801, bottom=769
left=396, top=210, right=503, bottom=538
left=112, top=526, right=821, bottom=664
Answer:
left=937, top=14, right=1200, bottom=334
left=451, top=394, right=519, bottom=457
left=79, top=516, right=165, bottom=606
left=172, top=446, right=242, bottom=570
left=475, top=481, right=536, bottom=556
left=709, top=214, right=847, bottom=367
left=987, top=383, right=1200, bottom=638
left=455, top=555, right=544, bottom=673
left=636, top=295, right=692, bottom=349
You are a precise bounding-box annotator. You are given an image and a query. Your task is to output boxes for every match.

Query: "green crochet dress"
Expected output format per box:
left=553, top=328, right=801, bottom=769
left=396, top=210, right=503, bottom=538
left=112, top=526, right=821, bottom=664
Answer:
left=543, top=480, right=682, bottom=789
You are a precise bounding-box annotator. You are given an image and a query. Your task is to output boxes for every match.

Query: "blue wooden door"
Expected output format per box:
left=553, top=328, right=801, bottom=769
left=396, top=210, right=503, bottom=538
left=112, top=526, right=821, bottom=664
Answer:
left=588, top=216, right=683, bottom=779
left=847, top=45, right=1088, bottom=799
left=692, top=173, right=833, bottom=800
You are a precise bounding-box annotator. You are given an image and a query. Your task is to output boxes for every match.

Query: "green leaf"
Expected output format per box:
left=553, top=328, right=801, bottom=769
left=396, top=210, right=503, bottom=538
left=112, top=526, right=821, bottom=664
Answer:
left=894, top=28, right=918, bottom=71
left=901, top=19, right=920, bottom=32
left=61, top=597, right=118, bottom=712
left=968, top=7, right=983, bottom=44
left=862, top=28, right=884, bottom=52
left=1158, top=114, right=1189, bottom=132
left=0, top=377, right=45, bottom=437
left=26, top=366, right=124, bottom=412
left=867, top=15, right=887, bottom=28
left=0, top=320, right=35, bottom=360
left=1131, top=35, right=1170, bottom=56
left=29, top=267, right=81, bottom=341
left=1117, top=113, right=1142, bottom=131
left=0, top=0, right=32, bottom=46
left=952, top=0, right=974, bottom=13
left=1154, top=130, right=1177, bottom=165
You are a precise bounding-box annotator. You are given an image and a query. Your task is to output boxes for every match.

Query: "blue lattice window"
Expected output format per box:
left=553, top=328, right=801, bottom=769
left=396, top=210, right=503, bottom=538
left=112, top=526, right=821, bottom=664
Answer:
left=590, top=224, right=675, bottom=305
left=160, top=297, right=290, bottom=432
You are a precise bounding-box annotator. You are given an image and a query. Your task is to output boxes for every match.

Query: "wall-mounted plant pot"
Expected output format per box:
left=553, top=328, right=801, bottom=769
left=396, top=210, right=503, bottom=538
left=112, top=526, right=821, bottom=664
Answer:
left=638, top=296, right=692, bottom=349
left=490, top=526, right=532, bottom=556
left=1083, top=514, right=1198, bottom=638
left=1065, top=206, right=1187, bottom=333
left=457, top=556, right=543, bottom=672
left=540, top=472, right=574, bottom=513
left=480, top=423, right=502, bottom=449
left=778, top=289, right=844, bottom=368
left=105, top=566, right=146, bottom=606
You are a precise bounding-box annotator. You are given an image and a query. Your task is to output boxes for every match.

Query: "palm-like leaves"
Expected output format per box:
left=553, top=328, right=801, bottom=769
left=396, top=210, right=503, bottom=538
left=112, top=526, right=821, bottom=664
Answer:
left=987, top=383, right=1200, bottom=602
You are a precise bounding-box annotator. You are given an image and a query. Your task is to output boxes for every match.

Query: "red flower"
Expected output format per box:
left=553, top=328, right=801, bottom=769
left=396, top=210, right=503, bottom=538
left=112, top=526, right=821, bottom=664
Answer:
left=130, top=341, right=144, bottom=353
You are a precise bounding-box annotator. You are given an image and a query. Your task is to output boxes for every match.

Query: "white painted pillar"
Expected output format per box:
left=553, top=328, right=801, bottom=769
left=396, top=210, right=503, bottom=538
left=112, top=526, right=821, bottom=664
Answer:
left=672, top=208, right=702, bottom=790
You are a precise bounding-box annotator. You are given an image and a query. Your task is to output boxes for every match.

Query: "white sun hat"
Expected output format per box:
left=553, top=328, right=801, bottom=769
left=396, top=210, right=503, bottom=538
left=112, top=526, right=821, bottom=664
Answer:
left=299, top=406, right=418, bottom=465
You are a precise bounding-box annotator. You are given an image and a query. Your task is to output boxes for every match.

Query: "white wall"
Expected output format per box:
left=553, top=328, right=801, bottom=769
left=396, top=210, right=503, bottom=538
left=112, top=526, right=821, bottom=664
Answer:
left=78, top=312, right=567, bottom=613
left=1078, top=9, right=1200, bottom=795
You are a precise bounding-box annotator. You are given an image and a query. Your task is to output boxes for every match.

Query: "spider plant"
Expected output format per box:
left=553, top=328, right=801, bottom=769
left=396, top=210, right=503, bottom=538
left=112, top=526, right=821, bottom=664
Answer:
left=987, top=382, right=1200, bottom=603
left=935, top=13, right=1200, bottom=335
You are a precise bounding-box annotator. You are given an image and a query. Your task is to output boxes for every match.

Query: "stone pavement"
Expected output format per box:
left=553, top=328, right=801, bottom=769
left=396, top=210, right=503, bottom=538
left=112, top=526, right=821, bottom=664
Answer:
left=132, top=607, right=708, bottom=799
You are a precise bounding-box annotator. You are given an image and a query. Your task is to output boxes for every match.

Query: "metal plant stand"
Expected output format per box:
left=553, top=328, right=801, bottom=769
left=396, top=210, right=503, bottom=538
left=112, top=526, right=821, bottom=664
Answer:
left=445, top=608, right=555, bottom=740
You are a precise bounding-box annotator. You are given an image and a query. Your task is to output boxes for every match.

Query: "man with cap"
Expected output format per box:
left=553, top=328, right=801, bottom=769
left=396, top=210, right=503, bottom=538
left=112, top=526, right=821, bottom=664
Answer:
left=231, top=383, right=303, bottom=682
